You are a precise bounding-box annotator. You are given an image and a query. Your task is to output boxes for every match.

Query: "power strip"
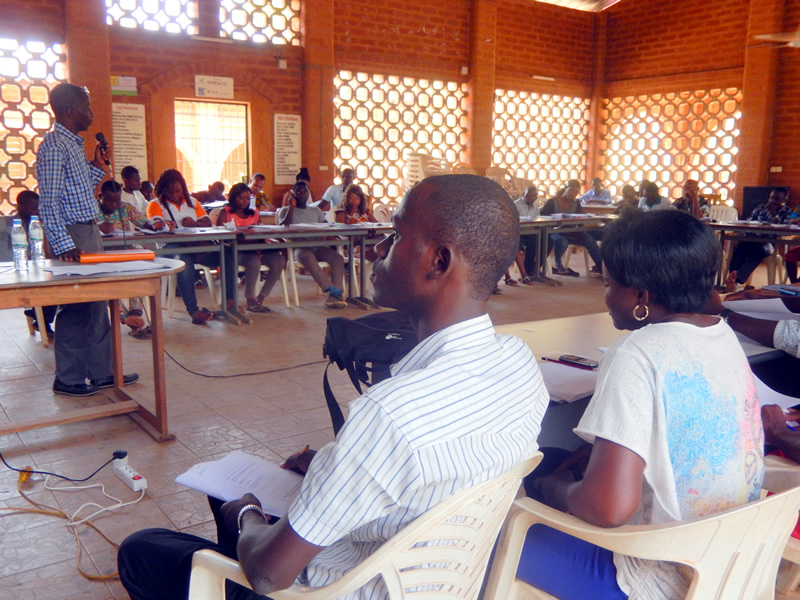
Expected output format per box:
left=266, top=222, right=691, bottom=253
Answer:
left=112, top=456, right=147, bottom=492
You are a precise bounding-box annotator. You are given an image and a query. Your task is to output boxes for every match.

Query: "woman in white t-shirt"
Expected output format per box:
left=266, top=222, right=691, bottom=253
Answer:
left=517, top=210, right=764, bottom=600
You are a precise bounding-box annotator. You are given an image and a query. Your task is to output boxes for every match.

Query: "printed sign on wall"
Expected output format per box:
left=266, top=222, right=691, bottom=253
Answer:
left=195, top=75, right=234, bottom=100
left=111, top=103, right=148, bottom=180
left=274, top=114, right=302, bottom=185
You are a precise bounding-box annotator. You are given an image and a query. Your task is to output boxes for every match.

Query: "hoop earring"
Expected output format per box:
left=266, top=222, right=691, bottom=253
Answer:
left=633, top=304, right=649, bottom=322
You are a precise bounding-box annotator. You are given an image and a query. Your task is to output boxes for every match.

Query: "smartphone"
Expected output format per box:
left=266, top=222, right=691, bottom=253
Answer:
left=558, top=354, right=599, bottom=370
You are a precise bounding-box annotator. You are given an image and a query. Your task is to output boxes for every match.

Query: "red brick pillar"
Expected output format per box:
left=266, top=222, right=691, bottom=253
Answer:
left=585, top=12, right=606, bottom=190
left=301, top=0, right=336, bottom=196
left=736, top=0, right=785, bottom=208
left=466, top=0, right=497, bottom=175
left=64, top=0, right=112, bottom=160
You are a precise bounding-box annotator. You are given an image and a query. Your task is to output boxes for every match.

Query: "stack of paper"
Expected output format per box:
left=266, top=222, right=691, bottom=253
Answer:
left=537, top=360, right=598, bottom=403
left=175, top=451, right=303, bottom=517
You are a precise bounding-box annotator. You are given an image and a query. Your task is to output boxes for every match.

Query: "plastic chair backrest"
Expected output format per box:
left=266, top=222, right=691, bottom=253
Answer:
left=484, top=485, right=800, bottom=600
left=709, top=204, right=738, bottom=222
left=189, top=453, right=543, bottom=600
left=372, top=204, right=393, bottom=223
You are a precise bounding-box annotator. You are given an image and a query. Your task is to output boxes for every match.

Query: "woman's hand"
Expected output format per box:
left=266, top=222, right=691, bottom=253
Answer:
left=181, top=216, right=197, bottom=228
left=98, top=221, right=115, bottom=234
left=151, top=220, right=166, bottom=231
left=166, top=220, right=178, bottom=231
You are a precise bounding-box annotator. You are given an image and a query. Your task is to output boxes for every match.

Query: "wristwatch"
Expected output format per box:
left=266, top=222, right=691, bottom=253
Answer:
left=237, top=504, right=266, bottom=534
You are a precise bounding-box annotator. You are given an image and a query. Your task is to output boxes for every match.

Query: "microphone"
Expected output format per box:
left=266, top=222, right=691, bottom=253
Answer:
left=95, top=132, right=111, bottom=166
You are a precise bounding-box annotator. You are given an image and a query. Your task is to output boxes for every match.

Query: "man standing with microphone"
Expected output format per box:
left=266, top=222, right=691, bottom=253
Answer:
left=36, top=82, right=137, bottom=397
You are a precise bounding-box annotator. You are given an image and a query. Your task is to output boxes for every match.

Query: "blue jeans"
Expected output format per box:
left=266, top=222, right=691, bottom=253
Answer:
left=517, top=525, right=628, bottom=600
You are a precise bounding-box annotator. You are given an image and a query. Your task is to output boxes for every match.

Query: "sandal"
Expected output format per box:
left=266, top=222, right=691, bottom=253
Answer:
left=191, top=308, right=214, bottom=325
left=128, top=325, right=152, bottom=339
left=521, top=276, right=536, bottom=285
left=245, top=298, right=271, bottom=313
left=504, top=276, right=519, bottom=287
left=553, top=267, right=580, bottom=277
left=492, top=285, right=502, bottom=295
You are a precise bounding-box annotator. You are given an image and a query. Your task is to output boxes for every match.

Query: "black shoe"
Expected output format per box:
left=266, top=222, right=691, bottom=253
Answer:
left=53, top=380, right=97, bottom=397
left=90, top=373, right=140, bottom=389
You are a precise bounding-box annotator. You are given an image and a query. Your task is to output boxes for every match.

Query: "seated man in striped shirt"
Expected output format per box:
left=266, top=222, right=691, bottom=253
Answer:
left=118, top=174, right=551, bottom=600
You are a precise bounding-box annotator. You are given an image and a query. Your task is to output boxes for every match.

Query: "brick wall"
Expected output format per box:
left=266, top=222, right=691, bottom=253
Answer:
left=770, top=0, right=800, bottom=190
left=496, top=0, right=596, bottom=92
left=333, top=0, right=471, bottom=80
left=0, top=0, right=65, bottom=43
left=604, top=0, right=748, bottom=84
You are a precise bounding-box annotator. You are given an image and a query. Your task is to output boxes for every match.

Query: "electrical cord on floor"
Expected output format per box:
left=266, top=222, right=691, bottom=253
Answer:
left=0, top=451, right=118, bottom=482
left=45, top=475, right=145, bottom=527
left=0, top=470, right=127, bottom=581
left=162, top=348, right=328, bottom=378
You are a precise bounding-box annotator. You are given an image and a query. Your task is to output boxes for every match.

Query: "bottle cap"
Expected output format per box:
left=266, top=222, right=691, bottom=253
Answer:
left=31, top=216, right=39, bottom=221
left=12, top=218, right=21, bottom=225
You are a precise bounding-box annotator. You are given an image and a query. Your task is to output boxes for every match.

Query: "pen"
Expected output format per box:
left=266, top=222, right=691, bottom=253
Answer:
left=540, top=357, right=597, bottom=371
left=299, top=445, right=309, bottom=455
left=779, top=287, right=800, bottom=296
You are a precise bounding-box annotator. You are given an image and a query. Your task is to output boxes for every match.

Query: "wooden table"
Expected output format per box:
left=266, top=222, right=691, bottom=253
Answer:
left=0, top=257, right=184, bottom=442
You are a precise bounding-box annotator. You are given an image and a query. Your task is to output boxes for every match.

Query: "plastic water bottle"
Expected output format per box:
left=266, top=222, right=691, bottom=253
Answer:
left=28, top=216, right=45, bottom=265
left=11, top=218, right=28, bottom=272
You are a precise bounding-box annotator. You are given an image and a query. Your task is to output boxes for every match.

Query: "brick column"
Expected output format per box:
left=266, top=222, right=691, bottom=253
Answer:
left=301, top=0, right=336, bottom=196
left=196, top=0, right=219, bottom=38
left=466, top=0, right=497, bottom=174
left=585, top=12, right=606, bottom=189
left=736, top=0, right=785, bottom=207
left=64, top=0, right=112, bottom=160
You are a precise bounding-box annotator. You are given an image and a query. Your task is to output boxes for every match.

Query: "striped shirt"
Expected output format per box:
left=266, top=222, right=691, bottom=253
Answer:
left=36, top=122, right=106, bottom=255
left=288, top=314, right=549, bottom=599
left=775, top=320, right=800, bottom=359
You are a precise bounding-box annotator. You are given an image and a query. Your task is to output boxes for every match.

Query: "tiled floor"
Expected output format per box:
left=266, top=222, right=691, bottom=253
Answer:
left=0, top=262, right=794, bottom=599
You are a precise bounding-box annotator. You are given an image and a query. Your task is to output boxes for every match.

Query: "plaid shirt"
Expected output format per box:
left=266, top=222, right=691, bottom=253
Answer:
left=36, top=122, right=105, bottom=255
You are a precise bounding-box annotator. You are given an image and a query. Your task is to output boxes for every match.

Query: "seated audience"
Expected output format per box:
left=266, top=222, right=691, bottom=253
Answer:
left=147, top=169, right=237, bottom=324
left=726, top=186, right=791, bottom=288
left=672, top=178, right=707, bottom=218
left=637, top=181, right=670, bottom=211
left=140, top=180, right=154, bottom=201
left=578, top=177, right=611, bottom=204
left=514, top=185, right=540, bottom=284
left=518, top=210, right=763, bottom=600
left=637, top=178, right=650, bottom=200
left=332, top=185, right=376, bottom=225
left=278, top=181, right=347, bottom=309
left=318, top=167, right=355, bottom=211
left=96, top=180, right=156, bottom=338
left=193, top=181, right=226, bottom=205
left=540, top=180, right=602, bottom=276
left=782, top=204, right=800, bottom=283
left=614, top=184, right=640, bottom=218
left=15, top=190, right=56, bottom=338
left=248, top=173, right=273, bottom=211
left=120, top=166, right=149, bottom=215
left=216, top=183, right=286, bottom=313
left=117, top=173, right=549, bottom=600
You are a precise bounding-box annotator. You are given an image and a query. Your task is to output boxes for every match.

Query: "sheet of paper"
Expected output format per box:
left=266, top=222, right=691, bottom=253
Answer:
left=45, top=260, right=171, bottom=276
left=755, top=376, right=800, bottom=411
left=175, top=451, right=303, bottom=517
left=723, top=298, right=799, bottom=322
left=537, top=360, right=598, bottom=403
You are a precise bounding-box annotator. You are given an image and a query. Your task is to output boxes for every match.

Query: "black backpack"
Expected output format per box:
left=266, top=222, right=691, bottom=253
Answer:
left=322, top=311, right=418, bottom=434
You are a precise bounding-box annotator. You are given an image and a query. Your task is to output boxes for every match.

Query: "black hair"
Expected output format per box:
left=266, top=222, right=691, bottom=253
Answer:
left=49, top=83, right=88, bottom=119
left=16, top=190, right=39, bottom=205
left=141, top=180, right=154, bottom=190
left=296, top=167, right=310, bottom=182
left=227, top=182, right=254, bottom=217
left=344, top=185, right=368, bottom=214
left=644, top=181, right=659, bottom=195
left=293, top=180, right=309, bottom=194
left=250, top=172, right=265, bottom=182
left=416, top=175, right=519, bottom=301
left=602, top=210, right=720, bottom=313
left=100, top=180, right=122, bottom=195
left=154, top=169, right=193, bottom=207
left=121, top=166, right=139, bottom=180
left=773, top=186, right=790, bottom=197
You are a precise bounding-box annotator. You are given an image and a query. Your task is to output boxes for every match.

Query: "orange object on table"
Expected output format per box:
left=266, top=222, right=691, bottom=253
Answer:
left=79, top=250, right=156, bottom=263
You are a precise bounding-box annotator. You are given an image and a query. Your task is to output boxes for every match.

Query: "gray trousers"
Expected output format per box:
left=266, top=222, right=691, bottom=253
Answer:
left=294, top=247, right=344, bottom=292
left=240, top=250, right=285, bottom=300
left=54, top=223, right=112, bottom=385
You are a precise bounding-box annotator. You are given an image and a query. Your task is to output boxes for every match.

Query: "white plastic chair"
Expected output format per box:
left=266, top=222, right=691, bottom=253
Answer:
left=188, top=453, right=542, bottom=600
left=372, top=204, right=393, bottom=223
left=166, top=264, right=220, bottom=318
left=237, top=263, right=291, bottom=309
left=483, top=486, right=800, bottom=600
left=763, top=454, right=800, bottom=595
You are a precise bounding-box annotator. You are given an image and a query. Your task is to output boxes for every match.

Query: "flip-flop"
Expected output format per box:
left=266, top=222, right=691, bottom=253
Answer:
left=246, top=303, right=271, bottom=313
left=504, top=277, right=519, bottom=287
left=191, top=308, right=214, bottom=325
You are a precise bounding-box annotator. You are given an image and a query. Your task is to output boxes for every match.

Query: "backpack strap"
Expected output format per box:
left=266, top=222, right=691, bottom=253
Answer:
left=323, top=362, right=346, bottom=435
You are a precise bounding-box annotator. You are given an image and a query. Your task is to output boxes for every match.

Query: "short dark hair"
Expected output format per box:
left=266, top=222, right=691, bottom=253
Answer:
left=773, top=186, right=789, bottom=198
left=16, top=190, right=39, bottom=205
left=100, top=180, right=122, bottom=195
left=154, top=169, right=193, bottom=207
left=49, top=83, right=88, bottom=119
left=121, top=166, right=139, bottom=180
left=417, top=175, right=519, bottom=300
left=141, top=180, right=153, bottom=191
left=602, top=210, right=720, bottom=313
left=250, top=172, right=265, bottom=182
left=227, top=182, right=255, bottom=217
left=644, top=181, right=659, bottom=195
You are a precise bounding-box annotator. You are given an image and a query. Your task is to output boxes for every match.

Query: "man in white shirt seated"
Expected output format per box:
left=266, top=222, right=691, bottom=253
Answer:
left=637, top=181, right=671, bottom=211
left=514, top=185, right=541, bottom=282
left=120, top=166, right=149, bottom=216
left=117, top=174, right=550, bottom=600
left=319, top=167, right=355, bottom=211
left=578, top=177, right=612, bottom=205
